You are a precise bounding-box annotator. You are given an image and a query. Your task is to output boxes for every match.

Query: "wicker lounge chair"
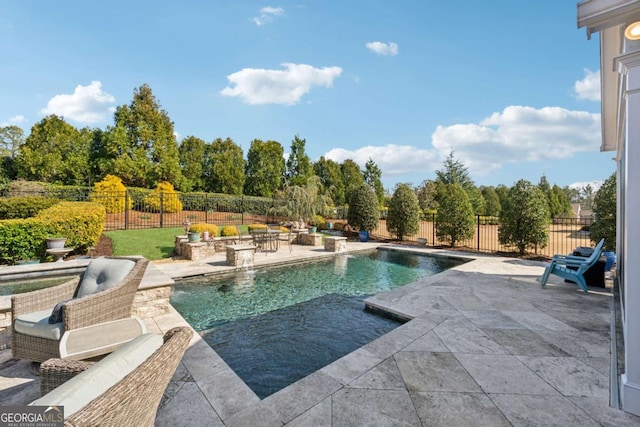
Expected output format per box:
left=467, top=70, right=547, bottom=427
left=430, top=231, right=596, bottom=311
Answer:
left=11, top=256, right=149, bottom=363
left=34, top=327, right=193, bottom=426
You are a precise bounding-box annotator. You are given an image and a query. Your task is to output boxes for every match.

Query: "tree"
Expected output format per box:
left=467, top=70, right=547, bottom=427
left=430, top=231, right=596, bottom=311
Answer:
left=363, top=158, right=385, bottom=206
left=480, top=186, right=501, bottom=216
left=494, top=184, right=510, bottom=211
left=15, top=115, right=90, bottom=185
left=206, top=138, right=245, bottom=195
left=386, top=183, right=420, bottom=241
left=347, top=184, right=380, bottom=232
left=538, top=175, right=562, bottom=218
left=0, top=125, right=24, bottom=179
left=499, top=179, right=550, bottom=255
left=435, top=151, right=484, bottom=214
left=313, top=156, right=345, bottom=206
left=113, top=83, right=183, bottom=188
left=415, top=180, right=439, bottom=213
left=341, top=159, right=364, bottom=204
left=590, top=172, right=616, bottom=251
left=179, top=136, right=206, bottom=192
left=435, top=183, right=475, bottom=246
left=552, top=184, right=574, bottom=217
left=244, top=139, right=285, bottom=197
left=285, top=135, right=313, bottom=187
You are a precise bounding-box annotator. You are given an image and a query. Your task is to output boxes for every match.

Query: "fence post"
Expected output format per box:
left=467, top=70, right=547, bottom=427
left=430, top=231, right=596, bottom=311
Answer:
left=159, top=191, right=164, bottom=228
left=124, top=191, right=129, bottom=230
left=477, top=215, right=481, bottom=251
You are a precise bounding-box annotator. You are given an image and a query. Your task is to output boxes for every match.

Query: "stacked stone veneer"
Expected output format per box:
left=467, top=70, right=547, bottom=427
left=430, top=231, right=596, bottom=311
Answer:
left=175, top=235, right=253, bottom=260
left=324, top=236, right=347, bottom=253
left=299, top=233, right=323, bottom=246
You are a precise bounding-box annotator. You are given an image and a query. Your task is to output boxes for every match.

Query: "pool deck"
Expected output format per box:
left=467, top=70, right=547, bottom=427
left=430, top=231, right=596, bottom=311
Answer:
left=1, top=243, right=639, bottom=426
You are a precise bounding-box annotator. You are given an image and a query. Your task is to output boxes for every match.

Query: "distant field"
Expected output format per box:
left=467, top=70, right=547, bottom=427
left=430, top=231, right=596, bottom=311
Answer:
left=371, top=220, right=592, bottom=258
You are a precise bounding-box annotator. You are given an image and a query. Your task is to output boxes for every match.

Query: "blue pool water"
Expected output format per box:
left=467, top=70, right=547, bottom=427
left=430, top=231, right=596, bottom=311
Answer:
left=170, top=249, right=465, bottom=397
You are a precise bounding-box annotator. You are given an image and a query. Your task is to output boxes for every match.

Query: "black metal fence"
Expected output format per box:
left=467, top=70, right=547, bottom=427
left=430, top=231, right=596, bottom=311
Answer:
left=4, top=189, right=594, bottom=257
left=371, top=214, right=593, bottom=257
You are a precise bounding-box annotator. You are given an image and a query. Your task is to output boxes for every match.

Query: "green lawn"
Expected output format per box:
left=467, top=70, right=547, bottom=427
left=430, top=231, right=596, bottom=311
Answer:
left=104, top=227, right=183, bottom=260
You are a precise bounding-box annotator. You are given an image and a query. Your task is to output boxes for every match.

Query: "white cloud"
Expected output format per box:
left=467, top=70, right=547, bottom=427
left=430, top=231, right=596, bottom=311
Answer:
left=365, top=41, right=398, bottom=56
left=325, top=145, right=438, bottom=176
left=574, top=69, right=600, bottom=101
left=432, top=106, right=601, bottom=176
left=220, top=63, right=342, bottom=105
left=1, top=115, right=26, bottom=127
left=253, top=6, right=284, bottom=26
left=9, top=115, right=25, bottom=124
left=40, top=81, right=115, bottom=123
left=324, top=105, right=601, bottom=181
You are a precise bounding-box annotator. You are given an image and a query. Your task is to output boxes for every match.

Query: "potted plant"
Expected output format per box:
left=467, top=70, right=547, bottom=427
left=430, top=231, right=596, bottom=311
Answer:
left=46, top=236, right=67, bottom=249
left=347, top=184, right=380, bottom=242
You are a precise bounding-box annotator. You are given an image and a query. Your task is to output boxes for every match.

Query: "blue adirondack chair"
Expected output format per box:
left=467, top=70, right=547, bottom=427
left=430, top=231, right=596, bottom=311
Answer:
left=540, top=238, right=605, bottom=293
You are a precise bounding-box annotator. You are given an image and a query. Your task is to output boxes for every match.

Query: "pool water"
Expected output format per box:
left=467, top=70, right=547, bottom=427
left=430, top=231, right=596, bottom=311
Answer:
left=170, top=249, right=465, bottom=397
left=0, top=276, right=74, bottom=296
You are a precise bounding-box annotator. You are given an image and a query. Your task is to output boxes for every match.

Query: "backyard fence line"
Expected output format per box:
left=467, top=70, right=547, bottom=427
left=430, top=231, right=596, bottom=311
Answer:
left=5, top=190, right=592, bottom=257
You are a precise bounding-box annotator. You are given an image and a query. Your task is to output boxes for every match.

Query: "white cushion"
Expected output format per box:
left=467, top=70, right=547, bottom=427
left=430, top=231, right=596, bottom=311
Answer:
left=31, top=333, right=163, bottom=418
left=14, top=309, right=63, bottom=340
left=76, top=257, right=136, bottom=298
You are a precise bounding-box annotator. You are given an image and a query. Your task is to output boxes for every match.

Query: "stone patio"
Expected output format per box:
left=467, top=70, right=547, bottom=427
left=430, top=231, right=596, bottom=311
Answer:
left=1, top=244, right=639, bottom=426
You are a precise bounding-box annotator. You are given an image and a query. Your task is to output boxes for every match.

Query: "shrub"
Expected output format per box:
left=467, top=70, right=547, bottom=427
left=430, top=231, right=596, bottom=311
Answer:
left=0, top=196, right=59, bottom=219
left=145, top=182, right=183, bottom=213
left=311, top=214, right=325, bottom=229
left=590, top=172, right=616, bottom=251
left=219, top=225, right=239, bottom=236
left=0, top=201, right=105, bottom=264
left=436, top=183, right=475, bottom=246
left=386, top=183, right=420, bottom=241
left=347, top=184, right=380, bottom=232
left=499, top=179, right=550, bottom=255
left=188, top=223, right=218, bottom=236
left=90, top=175, right=130, bottom=213
left=248, top=223, right=268, bottom=232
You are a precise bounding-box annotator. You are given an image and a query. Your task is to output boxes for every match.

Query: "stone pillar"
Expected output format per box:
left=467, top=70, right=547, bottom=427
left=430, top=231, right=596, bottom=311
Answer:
left=618, top=47, right=640, bottom=416
left=324, top=236, right=347, bottom=253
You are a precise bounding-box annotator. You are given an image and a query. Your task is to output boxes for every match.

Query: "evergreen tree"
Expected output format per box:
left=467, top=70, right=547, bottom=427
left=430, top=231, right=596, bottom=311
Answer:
left=435, top=151, right=483, bottom=214
left=179, top=136, right=206, bottom=191
left=590, top=172, right=616, bottom=251
left=244, top=139, right=285, bottom=197
left=347, top=184, right=380, bottom=232
left=415, top=180, right=439, bottom=213
left=436, top=183, right=475, bottom=246
left=499, top=179, right=550, bottom=255
left=15, top=115, right=90, bottom=185
left=363, top=158, right=385, bottom=206
left=207, top=138, right=245, bottom=195
left=313, top=156, right=345, bottom=205
left=285, top=135, right=313, bottom=187
left=480, top=186, right=501, bottom=216
left=0, top=125, right=23, bottom=179
left=494, top=184, right=510, bottom=211
left=113, top=83, right=183, bottom=188
left=552, top=184, right=574, bottom=217
left=341, top=159, right=365, bottom=204
left=386, top=183, right=420, bottom=240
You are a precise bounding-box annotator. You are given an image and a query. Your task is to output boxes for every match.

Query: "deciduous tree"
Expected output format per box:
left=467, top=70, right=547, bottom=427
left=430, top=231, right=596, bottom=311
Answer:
left=341, top=159, right=364, bottom=204
left=285, top=135, right=313, bottom=187
left=590, top=172, right=616, bottom=251
left=179, top=136, right=206, bottom=192
left=313, top=156, right=345, bottom=205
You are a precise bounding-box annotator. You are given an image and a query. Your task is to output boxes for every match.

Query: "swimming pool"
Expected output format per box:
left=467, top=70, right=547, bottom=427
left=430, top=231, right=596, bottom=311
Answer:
left=170, top=249, right=465, bottom=397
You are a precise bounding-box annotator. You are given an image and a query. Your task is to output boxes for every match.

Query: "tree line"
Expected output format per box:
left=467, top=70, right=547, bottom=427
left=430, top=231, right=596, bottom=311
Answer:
left=0, top=84, right=384, bottom=209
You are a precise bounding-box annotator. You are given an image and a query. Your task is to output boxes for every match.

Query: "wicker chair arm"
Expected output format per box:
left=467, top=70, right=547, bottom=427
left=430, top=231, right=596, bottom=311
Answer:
left=40, top=358, right=96, bottom=396
left=11, top=277, right=80, bottom=318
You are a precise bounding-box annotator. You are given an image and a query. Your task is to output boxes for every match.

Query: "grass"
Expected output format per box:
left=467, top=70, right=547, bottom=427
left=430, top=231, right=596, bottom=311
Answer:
left=104, top=227, right=183, bottom=260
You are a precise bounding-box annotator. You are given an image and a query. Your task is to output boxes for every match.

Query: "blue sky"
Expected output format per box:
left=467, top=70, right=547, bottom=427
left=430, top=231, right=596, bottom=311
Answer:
left=0, top=1, right=613, bottom=191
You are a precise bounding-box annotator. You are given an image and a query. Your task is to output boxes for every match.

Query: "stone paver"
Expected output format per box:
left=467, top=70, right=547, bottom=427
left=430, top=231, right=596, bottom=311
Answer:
left=0, top=244, right=635, bottom=426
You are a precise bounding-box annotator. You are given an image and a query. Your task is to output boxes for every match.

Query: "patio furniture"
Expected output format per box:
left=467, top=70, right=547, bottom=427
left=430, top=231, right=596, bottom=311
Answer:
left=540, top=238, right=605, bottom=293
left=33, top=326, right=193, bottom=426
left=11, top=256, right=149, bottom=363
